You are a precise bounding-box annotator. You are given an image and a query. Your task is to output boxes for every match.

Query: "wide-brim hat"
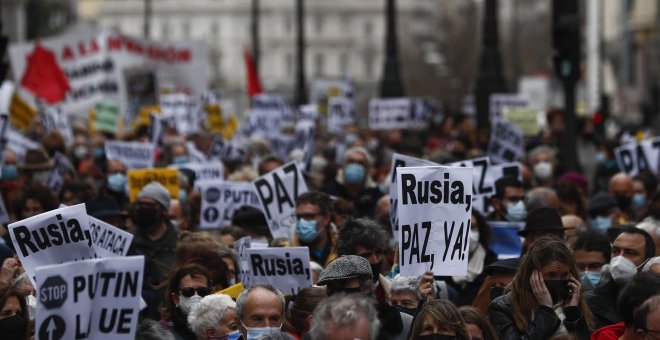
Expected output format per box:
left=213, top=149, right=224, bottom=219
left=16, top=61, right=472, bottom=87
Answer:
left=19, top=148, right=54, bottom=171
left=317, top=255, right=372, bottom=286
left=518, top=207, right=566, bottom=237
left=484, top=257, right=521, bottom=275
left=85, top=196, right=127, bottom=219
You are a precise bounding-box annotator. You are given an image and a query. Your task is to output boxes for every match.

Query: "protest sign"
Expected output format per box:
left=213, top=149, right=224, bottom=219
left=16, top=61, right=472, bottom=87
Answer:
left=489, top=93, right=529, bottom=121
left=171, top=161, right=224, bottom=182
left=8, top=204, right=96, bottom=286
left=197, top=181, right=261, bottom=229
left=208, top=136, right=247, bottom=162
left=235, top=237, right=268, bottom=288
left=309, top=78, right=353, bottom=116
left=253, top=162, right=308, bottom=239
left=89, top=216, right=133, bottom=258
left=487, top=120, right=524, bottom=164
left=93, top=100, right=121, bottom=134
left=160, top=92, right=201, bottom=136
left=388, top=153, right=439, bottom=241
left=614, top=137, right=660, bottom=177
left=327, top=96, right=355, bottom=134
left=105, top=141, right=155, bottom=170
left=9, top=29, right=208, bottom=118
left=35, top=256, right=144, bottom=340
left=518, top=76, right=550, bottom=111
left=502, top=106, right=541, bottom=136
left=10, top=92, right=37, bottom=129
left=270, top=134, right=298, bottom=161
left=397, top=166, right=473, bottom=276
left=489, top=221, right=524, bottom=259
left=0, top=194, right=9, bottom=224
left=148, top=112, right=164, bottom=146
left=127, top=168, right=179, bottom=202
left=298, top=104, right=318, bottom=122
left=41, top=105, right=74, bottom=146
left=248, top=94, right=293, bottom=137
left=369, top=98, right=412, bottom=130
left=246, top=247, right=312, bottom=294
left=6, top=129, right=40, bottom=161
left=47, top=152, right=73, bottom=195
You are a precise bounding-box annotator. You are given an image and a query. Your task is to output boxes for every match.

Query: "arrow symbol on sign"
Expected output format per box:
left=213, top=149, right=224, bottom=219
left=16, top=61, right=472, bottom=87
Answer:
left=44, top=317, right=56, bottom=340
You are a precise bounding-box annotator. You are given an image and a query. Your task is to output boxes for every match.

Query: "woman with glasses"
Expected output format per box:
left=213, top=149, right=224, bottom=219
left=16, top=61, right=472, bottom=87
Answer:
left=164, top=265, right=214, bottom=340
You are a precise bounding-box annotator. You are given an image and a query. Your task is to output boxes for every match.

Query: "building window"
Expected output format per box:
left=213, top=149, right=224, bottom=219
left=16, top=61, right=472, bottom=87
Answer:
left=340, top=53, right=349, bottom=75
left=315, top=53, right=325, bottom=77
left=364, top=20, right=373, bottom=36
left=182, top=20, right=191, bottom=38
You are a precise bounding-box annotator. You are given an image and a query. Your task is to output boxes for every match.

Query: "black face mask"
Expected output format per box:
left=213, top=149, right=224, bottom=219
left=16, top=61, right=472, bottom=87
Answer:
left=615, top=195, right=632, bottom=211
left=490, top=285, right=505, bottom=301
left=370, top=262, right=381, bottom=283
left=133, top=206, right=164, bottom=231
left=395, top=304, right=417, bottom=316
left=418, top=334, right=456, bottom=340
left=544, top=279, right=572, bottom=305
left=0, top=315, right=25, bottom=339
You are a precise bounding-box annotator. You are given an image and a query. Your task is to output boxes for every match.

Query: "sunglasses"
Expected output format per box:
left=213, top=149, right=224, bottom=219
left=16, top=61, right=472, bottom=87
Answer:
left=180, top=287, right=212, bottom=298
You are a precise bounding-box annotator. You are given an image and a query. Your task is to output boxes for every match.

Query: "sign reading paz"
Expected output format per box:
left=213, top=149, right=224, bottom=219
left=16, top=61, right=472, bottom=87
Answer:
left=397, top=166, right=473, bottom=277
left=253, top=162, right=308, bottom=239
left=35, top=256, right=144, bottom=340
left=8, top=204, right=96, bottom=286
left=246, top=247, right=312, bottom=295
left=614, top=137, right=660, bottom=177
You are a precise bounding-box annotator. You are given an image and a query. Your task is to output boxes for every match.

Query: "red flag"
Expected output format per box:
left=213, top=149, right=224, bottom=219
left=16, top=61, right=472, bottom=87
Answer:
left=244, top=47, right=263, bottom=98
left=20, top=41, right=71, bottom=104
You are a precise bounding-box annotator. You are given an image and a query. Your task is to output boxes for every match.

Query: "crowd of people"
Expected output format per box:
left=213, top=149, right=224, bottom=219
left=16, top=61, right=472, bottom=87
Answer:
left=0, top=109, right=659, bottom=340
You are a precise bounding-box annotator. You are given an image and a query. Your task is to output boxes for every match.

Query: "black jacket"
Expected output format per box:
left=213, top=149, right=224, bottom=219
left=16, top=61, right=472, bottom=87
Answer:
left=584, top=276, right=621, bottom=330
left=489, top=293, right=591, bottom=340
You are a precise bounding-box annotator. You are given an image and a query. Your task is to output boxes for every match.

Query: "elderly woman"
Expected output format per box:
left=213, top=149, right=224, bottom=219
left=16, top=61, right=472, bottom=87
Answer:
left=409, top=299, right=471, bottom=339
left=389, top=275, right=422, bottom=316
left=489, top=236, right=592, bottom=339
left=187, top=294, right=241, bottom=340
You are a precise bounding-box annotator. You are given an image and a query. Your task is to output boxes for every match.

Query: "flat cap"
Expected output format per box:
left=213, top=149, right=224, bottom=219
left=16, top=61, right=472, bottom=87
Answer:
left=317, top=255, right=372, bottom=286
left=588, top=192, right=617, bottom=213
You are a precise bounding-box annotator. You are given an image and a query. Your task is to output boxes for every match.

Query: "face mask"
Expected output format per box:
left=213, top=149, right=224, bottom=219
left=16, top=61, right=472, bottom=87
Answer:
left=27, top=294, right=37, bottom=322
left=225, top=330, right=242, bottom=340
left=296, top=218, right=319, bottom=243
left=505, top=201, right=527, bottom=222
left=418, top=334, right=456, bottom=340
left=173, top=155, right=189, bottom=165
left=490, top=286, right=505, bottom=301
left=1, top=165, right=18, bottom=180
left=610, top=255, right=637, bottom=285
left=242, top=323, right=281, bottom=340
left=469, top=229, right=480, bottom=254
left=134, top=206, right=164, bottom=231
left=0, top=314, right=25, bottom=339
left=107, top=173, right=127, bottom=193
left=344, top=163, right=366, bottom=185
left=533, top=161, right=553, bottom=180
left=632, top=193, right=646, bottom=209
left=591, top=216, right=612, bottom=232
left=580, top=271, right=603, bottom=290
left=178, top=294, right=203, bottom=316
left=370, top=262, right=381, bottom=282
left=93, top=147, right=105, bottom=159
left=596, top=152, right=607, bottom=165
left=615, top=195, right=632, bottom=211
left=395, top=304, right=417, bottom=316
left=543, top=279, right=571, bottom=305
left=228, top=278, right=236, bottom=286
left=74, top=145, right=88, bottom=159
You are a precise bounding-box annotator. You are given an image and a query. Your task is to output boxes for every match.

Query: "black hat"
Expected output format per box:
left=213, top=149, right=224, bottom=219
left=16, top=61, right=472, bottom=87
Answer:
left=484, top=257, right=520, bottom=275
left=587, top=192, right=617, bottom=213
left=231, top=206, right=269, bottom=232
left=317, top=255, right=372, bottom=286
left=518, top=207, right=565, bottom=237
left=85, top=196, right=126, bottom=219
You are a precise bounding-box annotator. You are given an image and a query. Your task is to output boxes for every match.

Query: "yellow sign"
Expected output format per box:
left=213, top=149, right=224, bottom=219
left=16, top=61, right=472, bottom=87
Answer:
left=10, top=93, right=37, bottom=129
left=206, top=104, right=223, bottom=133
left=127, top=168, right=179, bottom=202
left=133, top=105, right=160, bottom=131
left=217, top=282, right=243, bottom=300
left=502, top=107, right=540, bottom=136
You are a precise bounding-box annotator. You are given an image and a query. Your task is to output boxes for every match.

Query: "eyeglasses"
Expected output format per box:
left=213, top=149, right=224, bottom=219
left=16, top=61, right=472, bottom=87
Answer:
left=180, top=287, right=212, bottom=298
left=296, top=212, right=321, bottom=220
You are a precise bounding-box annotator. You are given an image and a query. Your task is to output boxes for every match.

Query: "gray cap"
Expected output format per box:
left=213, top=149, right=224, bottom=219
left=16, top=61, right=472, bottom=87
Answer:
left=137, top=181, right=171, bottom=209
left=317, top=255, right=372, bottom=286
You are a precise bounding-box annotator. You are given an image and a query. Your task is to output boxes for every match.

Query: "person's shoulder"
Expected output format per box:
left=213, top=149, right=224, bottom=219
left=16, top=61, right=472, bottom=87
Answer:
left=489, top=292, right=512, bottom=311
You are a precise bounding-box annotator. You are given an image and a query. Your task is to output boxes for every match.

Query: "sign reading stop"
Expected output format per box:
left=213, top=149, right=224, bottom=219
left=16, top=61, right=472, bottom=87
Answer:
left=39, top=275, right=67, bottom=309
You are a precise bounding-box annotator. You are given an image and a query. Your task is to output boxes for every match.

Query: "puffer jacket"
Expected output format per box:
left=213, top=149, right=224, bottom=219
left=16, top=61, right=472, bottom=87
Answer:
left=489, top=292, right=591, bottom=340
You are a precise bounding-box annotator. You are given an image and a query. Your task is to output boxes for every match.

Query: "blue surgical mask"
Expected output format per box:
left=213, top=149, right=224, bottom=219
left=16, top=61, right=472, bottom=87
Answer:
left=632, top=193, right=646, bottom=209
left=107, top=173, right=127, bottom=193
left=505, top=201, right=527, bottom=222
left=241, top=322, right=280, bottom=340
left=580, top=271, right=603, bottom=289
left=344, top=163, right=365, bottom=185
left=1, top=165, right=18, bottom=180
left=596, top=152, right=607, bottom=165
left=173, top=155, right=189, bottom=165
left=226, top=330, right=242, bottom=340
left=296, top=218, right=319, bottom=243
left=591, top=216, right=611, bottom=232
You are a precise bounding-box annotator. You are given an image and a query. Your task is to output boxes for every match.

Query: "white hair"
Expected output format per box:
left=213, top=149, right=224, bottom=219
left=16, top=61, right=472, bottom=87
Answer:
left=309, top=293, right=380, bottom=340
left=187, top=294, right=236, bottom=338
left=390, top=275, right=422, bottom=301
left=642, top=256, right=660, bottom=272
left=343, top=146, right=373, bottom=166
left=637, top=217, right=660, bottom=237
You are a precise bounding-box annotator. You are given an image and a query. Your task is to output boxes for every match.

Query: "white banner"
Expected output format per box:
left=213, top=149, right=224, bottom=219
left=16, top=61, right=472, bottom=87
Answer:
left=197, top=181, right=261, bottom=229
left=9, top=29, right=208, bottom=118
left=369, top=98, right=412, bottom=130
left=46, top=152, right=73, bottom=195
left=160, top=92, right=201, bottom=136
left=8, top=204, right=96, bottom=286
left=614, top=137, right=660, bottom=177
left=41, top=106, right=73, bottom=146
left=104, top=141, right=155, bottom=170
left=35, top=256, right=144, bottom=340
left=252, top=162, right=308, bottom=239
left=487, top=120, right=524, bottom=164
left=246, top=247, right=312, bottom=295
left=327, top=96, right=355, bottom=134
left=248, top=94, right=293, bottom=137
left=208, top=136, right=247, bottom=162
left=397, top=166, right=473, bottom=276
left=6, top=129, right=39, bottom=161
left=489, top=93, right=529, bottom=121
left=170, top=161, right=224, bottom=182
left=89, top=216, right=133, bottom=258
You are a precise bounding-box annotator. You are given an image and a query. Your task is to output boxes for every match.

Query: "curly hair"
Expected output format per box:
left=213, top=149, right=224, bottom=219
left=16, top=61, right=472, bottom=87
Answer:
left=337, top=218, right=390, bottom=255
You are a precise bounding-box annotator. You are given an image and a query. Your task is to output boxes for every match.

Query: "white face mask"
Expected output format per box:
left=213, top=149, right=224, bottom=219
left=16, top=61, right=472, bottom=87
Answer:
left=610, top=256, right=637, bottom=285
left=533, top=161, right=553, bottom=180
left=178, top=294, right=203, bottom=316
left=469, top=229, right=480, bottom=254
left=27, top=294, right=37, bottom=322
left=241, top=322, right=281, bottom=340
